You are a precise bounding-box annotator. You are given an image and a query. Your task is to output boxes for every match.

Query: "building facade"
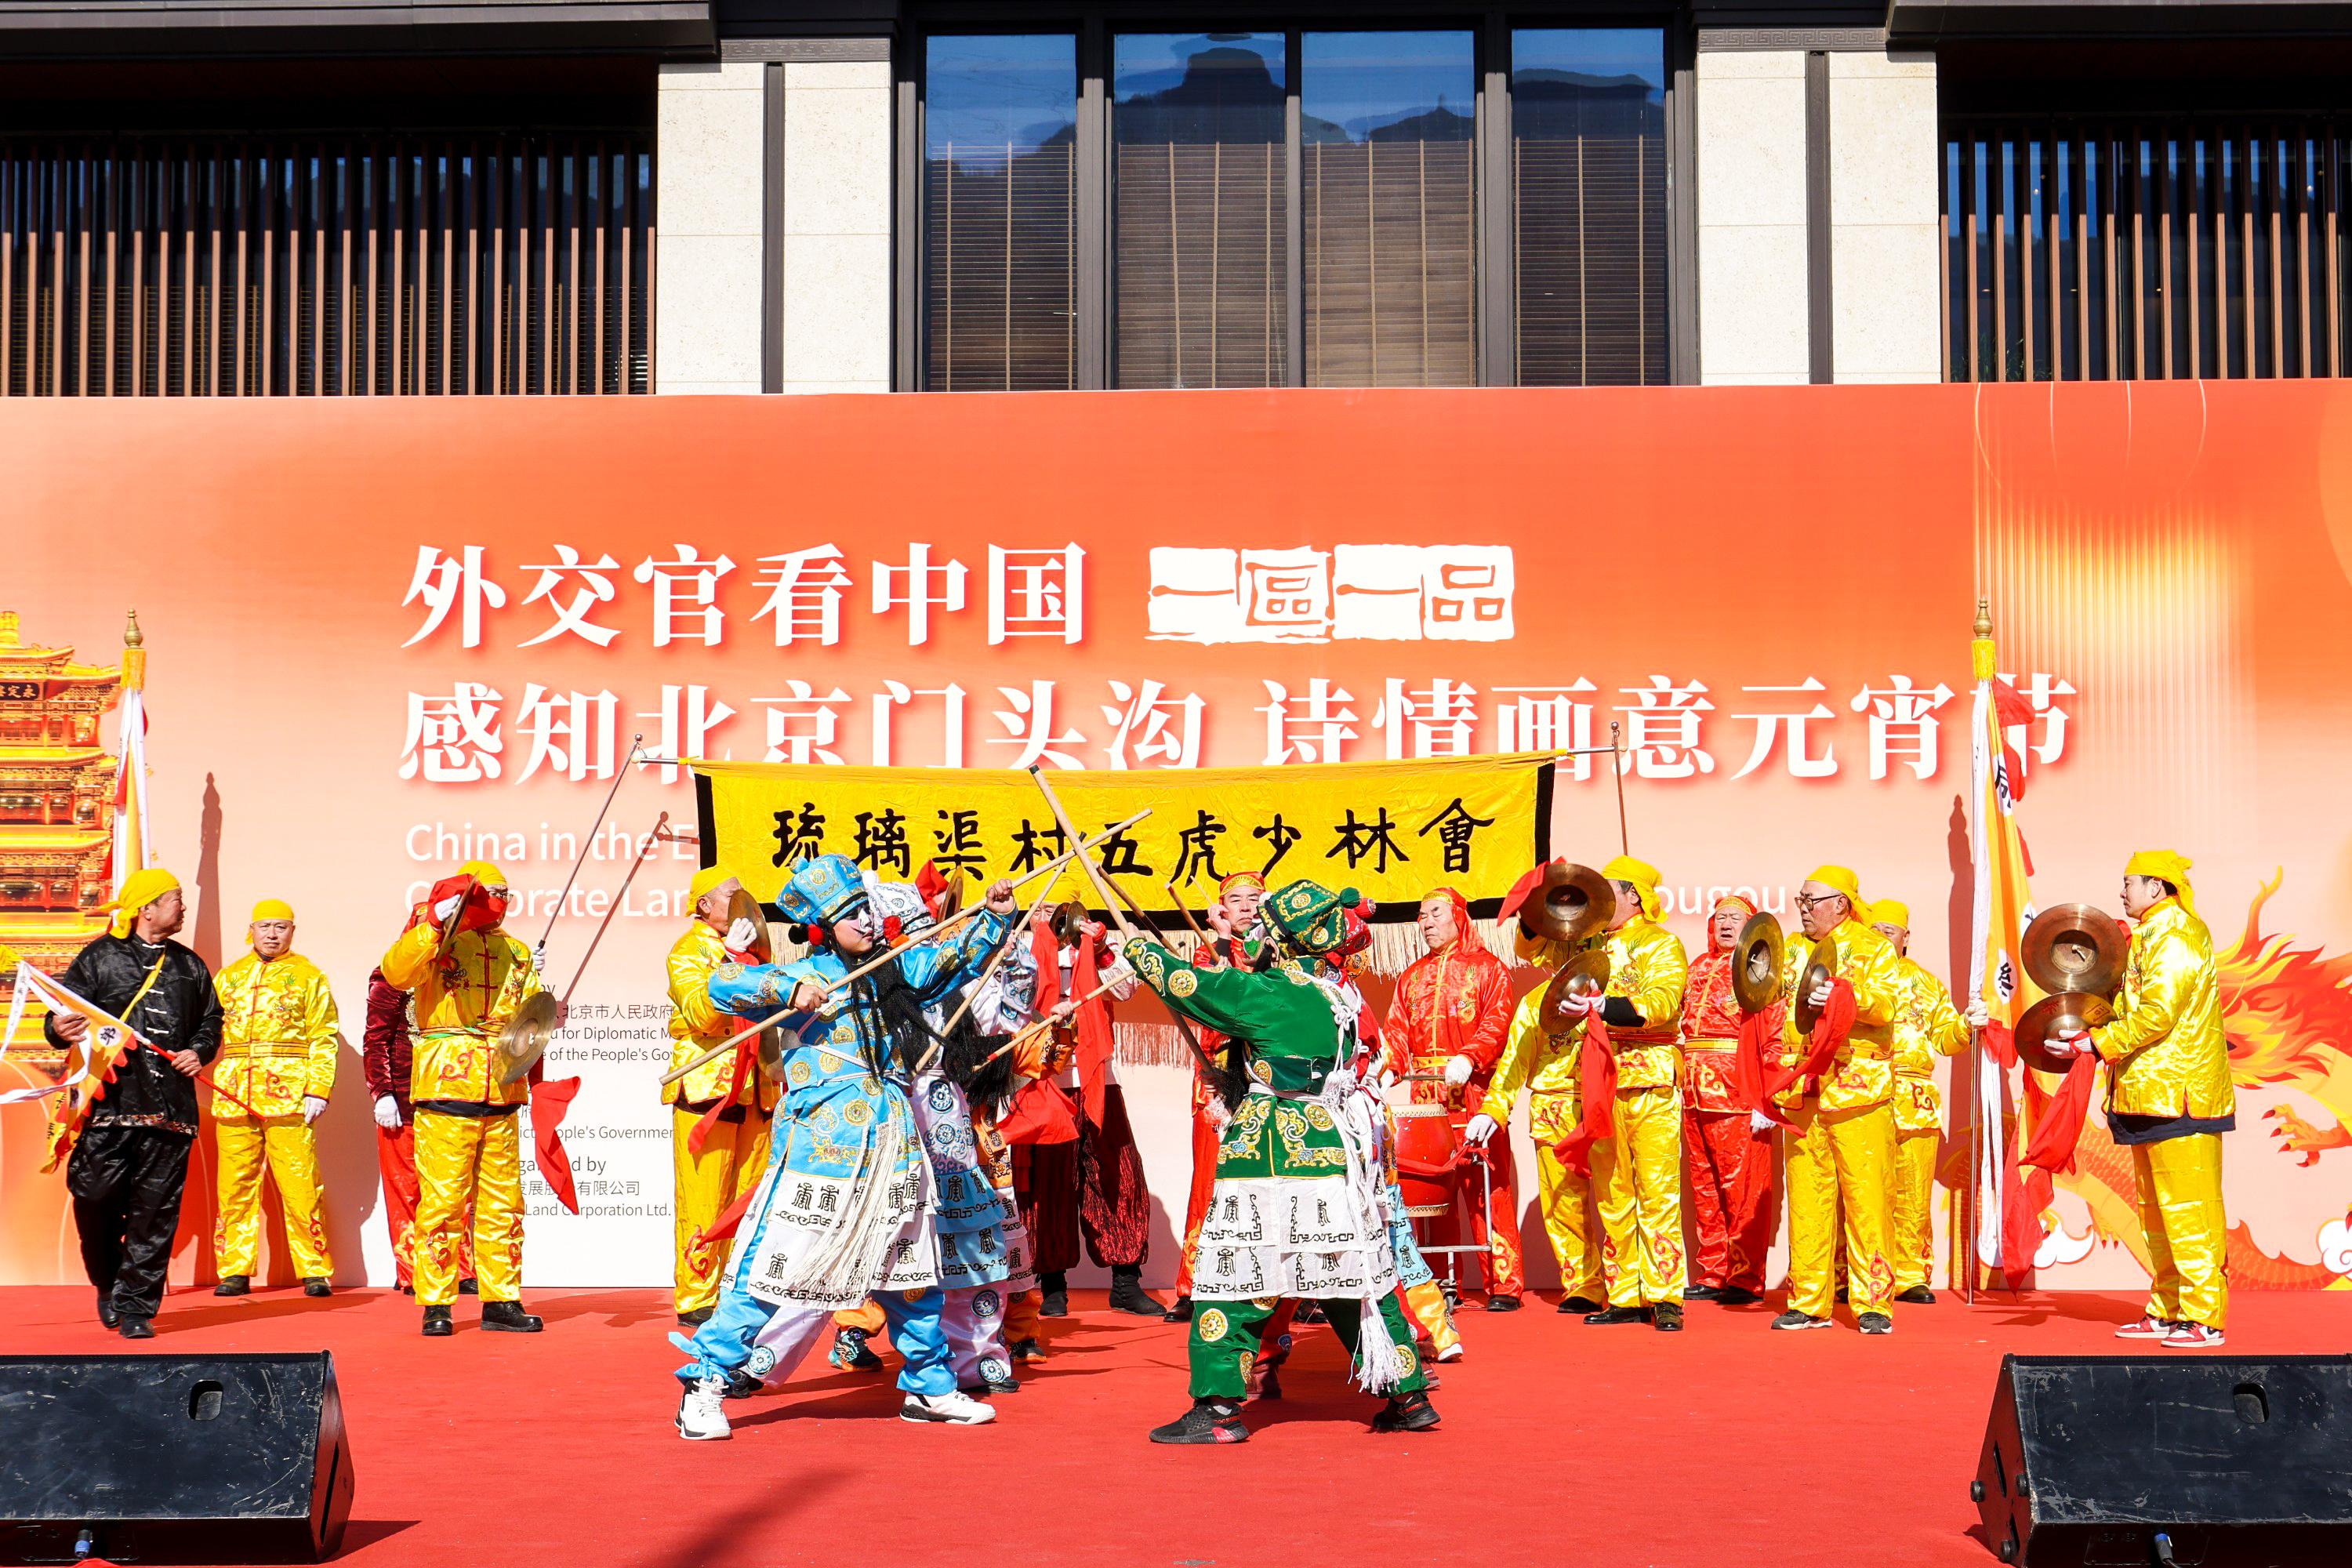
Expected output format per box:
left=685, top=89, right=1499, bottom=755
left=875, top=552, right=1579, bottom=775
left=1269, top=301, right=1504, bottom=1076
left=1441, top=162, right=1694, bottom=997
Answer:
left=0, top=0, right=2341, bottom=394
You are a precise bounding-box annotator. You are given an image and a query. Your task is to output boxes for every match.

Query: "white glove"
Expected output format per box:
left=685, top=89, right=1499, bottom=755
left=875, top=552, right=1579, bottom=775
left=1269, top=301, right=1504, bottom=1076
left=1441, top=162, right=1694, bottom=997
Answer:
left=1465, top=1112, right=1500, bottom=1145
left=725, top=917, right=759, bottom=952
left=1443, top=1054, right=1475, bottom=1087
left=1563, top=990, right=1599, bottom=1018
left=1806, top=978, right=1834, bottom=1008
left=2055, top=1029, right=2093, bottom=1058
left=1749, top=1109, right=1778, bottom=1134
left=431, top=894, right=463, bottom=923
left=302, top=1095, right=328, bottom=1125
left=372, top=1094, right=402, bottom=1131
left=530, top=943, right=546, bottom=975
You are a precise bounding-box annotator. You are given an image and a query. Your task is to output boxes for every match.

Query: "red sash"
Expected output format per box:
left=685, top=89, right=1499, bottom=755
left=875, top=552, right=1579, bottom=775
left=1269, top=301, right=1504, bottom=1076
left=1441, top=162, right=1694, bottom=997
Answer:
left=1548, top=1014, right=1617, bottom=1178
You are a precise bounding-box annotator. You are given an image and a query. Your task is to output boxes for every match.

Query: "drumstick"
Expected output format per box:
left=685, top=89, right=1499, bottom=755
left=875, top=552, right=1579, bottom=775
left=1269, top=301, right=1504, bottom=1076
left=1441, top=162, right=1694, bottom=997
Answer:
left=662, top=811, right=1152, bottom=1087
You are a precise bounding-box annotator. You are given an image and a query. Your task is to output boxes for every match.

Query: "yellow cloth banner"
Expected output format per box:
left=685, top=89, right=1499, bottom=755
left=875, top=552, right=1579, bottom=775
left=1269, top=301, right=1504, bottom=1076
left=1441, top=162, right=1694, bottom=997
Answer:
left=696, top=754, right=1555, bottom=922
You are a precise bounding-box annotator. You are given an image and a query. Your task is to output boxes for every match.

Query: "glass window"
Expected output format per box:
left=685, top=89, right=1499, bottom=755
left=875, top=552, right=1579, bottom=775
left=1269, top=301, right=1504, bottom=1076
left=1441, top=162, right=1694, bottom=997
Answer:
left=925, top=35, right=1078, bottom=390
left=1301, top=31, right=1477, bottom=387
left=1512, top=29, right=1668, bottom=385
left=1113, top=34, right=1287, bottom=389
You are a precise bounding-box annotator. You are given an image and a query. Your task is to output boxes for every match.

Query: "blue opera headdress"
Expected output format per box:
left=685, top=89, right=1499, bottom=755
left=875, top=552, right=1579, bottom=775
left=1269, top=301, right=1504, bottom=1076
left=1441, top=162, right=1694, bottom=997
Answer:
left=779, top=854, right=870, bottom=927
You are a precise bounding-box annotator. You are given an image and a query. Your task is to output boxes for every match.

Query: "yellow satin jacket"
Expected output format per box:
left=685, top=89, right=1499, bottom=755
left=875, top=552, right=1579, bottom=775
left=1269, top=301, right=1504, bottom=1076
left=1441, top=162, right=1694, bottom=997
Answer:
left=664, top=922, right=779, bottom=1112
left=211, top=952, right=339, bottom=1118
left=1889, top=954, right=1969, bottom=1133
left=1777, top=916, right=1905, bottom=1112
left=381, top=920, right=539, bottom=1109
left=1516, top=915, right=1690, bottom=1091
left=1484, top=989, right=1583, bottom=1142
left=2092, top=898, right=2231, bottom=1120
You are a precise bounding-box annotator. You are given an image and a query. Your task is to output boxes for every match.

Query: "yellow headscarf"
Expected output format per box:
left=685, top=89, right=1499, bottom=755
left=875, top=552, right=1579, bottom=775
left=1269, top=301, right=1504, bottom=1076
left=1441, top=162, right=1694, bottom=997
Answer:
left=2125, top=850, right=2196, bottom=913
left=689, top=865, right=739, bottom=905
left=1869, top=898, right=1911, bottom=931
left=1804, top=865, right=1866, bottom=916
left=1602, top=855, right=1665, bottom=920
left=457, top=859, right=510, bottom=887
left=103, top=868, right=182, bottom=938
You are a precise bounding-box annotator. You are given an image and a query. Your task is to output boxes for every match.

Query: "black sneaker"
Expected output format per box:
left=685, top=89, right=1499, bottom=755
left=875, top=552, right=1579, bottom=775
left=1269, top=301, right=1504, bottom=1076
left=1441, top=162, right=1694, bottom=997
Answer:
left=1558, top=1294, right=1602, bottom=1314
left=212, top=1275, right=251, bottom=1298
left=1106, top=1266, right=1162, bottom=1317
left=301, top=1278, right=332, bottom=1298
left=1894, top=1286, right=1936, bottom=1305
left=962, top=1371, right=1022, bottom=1397
left=1148, top=1398, right=1248, bottom=1444
left=1584, top=1305, right=1650, bottom=1326
left=118, top=1316, right=154, bottom=1341
left=1683, top=1283, right=1723, bottom=1302
left=677, top=1305, right=714, bottom=1328
left=459, top=1277, right=479, bottom=1296
left=1162, top=1294, right=1194, bottom=1323
left=423, top=1305, right=455, bottom=1338
left=1652, top=1302, right=1685, bottom=1333
left=1858, top=1312, right=1894, bottom=1336
left=481, top=1300, right=544, bottom=1333
left=1039, top=1272, right=1069, bottom=1318
left=1715, top=1286, right=1762, bottom=1305
left=96, top=1292, right=118, bottom=1330
left=1834, top=1287, right=1849, bottom=1305
left=1485, top=1294, right=1522, bottom=1312
left=723, top=1369, right=764, bottom=1399
left=1370, top=1389, right=1441, bottom=1432
left=1292, top=1301, right=1325, bottom=1325
left=1771, top=1311, right=1832, bottom=1331
left=1010, top=1337, right=1047, bottom=1366
left=830, top=1327, right=884, bottom=1371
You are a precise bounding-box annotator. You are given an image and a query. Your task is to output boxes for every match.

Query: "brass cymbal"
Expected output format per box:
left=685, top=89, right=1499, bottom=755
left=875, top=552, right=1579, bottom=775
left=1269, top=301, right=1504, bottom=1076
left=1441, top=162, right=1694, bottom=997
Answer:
left=1508, top=862, right=1617, bottom=947
left=2015, top=991, right=2116, bottom=1076
left=1050, top=900, right=1089, bottom=946
left=1792, top=932, right=1838, bottom=1034
left=727, top=886, right=774, bottom=964
left=1539, top=949, right=1612, bottom=1035
left=437, top=873, right=478, bottom=949
left=495, top=992, right=561, bottom=1086
left=2022, top=903, right=2129, bottom=999
left=1732, top=912, right=1786, bottom=1014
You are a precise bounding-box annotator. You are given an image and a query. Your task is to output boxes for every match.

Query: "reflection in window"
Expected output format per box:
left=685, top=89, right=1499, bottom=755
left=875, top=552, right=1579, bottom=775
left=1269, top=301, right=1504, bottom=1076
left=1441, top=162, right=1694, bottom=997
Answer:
left=925, top=35, right=1077, bottom=390
left=1114, top=34, right=1287, bottom=388
left=1512, top=30, right=1667, bottom=385
left=1301, top=32, right=1476, bottom=387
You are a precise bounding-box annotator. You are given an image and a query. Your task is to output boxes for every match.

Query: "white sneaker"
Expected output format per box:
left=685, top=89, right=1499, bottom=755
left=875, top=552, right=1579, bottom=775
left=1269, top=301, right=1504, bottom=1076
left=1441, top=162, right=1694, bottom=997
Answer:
left=2114, top=1315, right=2171, bottom=1340
left=1435, top=1344, right=1465, bottom=1363
left=677, top=1374, right=732, bottom=1440
left=902, top=1389, right=996, bottom=1425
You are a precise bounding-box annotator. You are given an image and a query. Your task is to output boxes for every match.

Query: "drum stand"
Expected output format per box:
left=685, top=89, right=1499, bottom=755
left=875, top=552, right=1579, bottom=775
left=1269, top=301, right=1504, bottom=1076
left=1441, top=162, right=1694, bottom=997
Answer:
left=1396, top=1075, right=1499, bottom=1308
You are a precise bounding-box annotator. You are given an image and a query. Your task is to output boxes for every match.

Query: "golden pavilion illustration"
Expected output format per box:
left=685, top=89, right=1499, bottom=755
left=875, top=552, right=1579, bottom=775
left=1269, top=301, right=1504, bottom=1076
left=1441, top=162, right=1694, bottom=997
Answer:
left=0, top=609, right=138, bottom=1065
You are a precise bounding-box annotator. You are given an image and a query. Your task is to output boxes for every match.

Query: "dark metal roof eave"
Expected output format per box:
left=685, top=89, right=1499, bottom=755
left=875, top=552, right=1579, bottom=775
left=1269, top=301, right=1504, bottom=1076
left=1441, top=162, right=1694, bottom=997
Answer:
left=1887, top=0, right=2352, bottom=40
left=0, top=0, right=717, bottom=60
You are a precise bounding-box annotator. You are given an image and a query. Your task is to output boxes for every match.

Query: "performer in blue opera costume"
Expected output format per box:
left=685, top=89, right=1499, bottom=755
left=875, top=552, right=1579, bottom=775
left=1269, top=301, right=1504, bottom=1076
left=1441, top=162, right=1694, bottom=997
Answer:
left=670, top=853, right=1014, bottom=1440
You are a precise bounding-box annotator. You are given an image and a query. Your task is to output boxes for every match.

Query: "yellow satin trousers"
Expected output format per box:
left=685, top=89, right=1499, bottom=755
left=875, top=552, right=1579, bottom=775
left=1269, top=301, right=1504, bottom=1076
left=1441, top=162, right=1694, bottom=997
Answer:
left=671, top=1107, right=773, bottom=1316
left=412, top=1109, right=524, bottom=1308
left=1890, top=1127, right=1940, bottom=1292
left=1531, top=1138, right=1602, bottom=1302
left=2135, top=1134, right=2228, bottom=1329
left=1785, top=1099, right=1896, bottom=1318
left=1592, top=1086, right=1689, bottom=1307
left=1402, top=1279, right=1461, bottom=1357
left=212, top=1117, right=332, bottom=1280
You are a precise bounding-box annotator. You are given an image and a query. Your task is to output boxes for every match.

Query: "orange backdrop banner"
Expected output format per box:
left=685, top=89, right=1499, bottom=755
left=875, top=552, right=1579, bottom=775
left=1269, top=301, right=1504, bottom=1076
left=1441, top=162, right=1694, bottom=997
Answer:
left=0, top=381, right=2348, bottom=1294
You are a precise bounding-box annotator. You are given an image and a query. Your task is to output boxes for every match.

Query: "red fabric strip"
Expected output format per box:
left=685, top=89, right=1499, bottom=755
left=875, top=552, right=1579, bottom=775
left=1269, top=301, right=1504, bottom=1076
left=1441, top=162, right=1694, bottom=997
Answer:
left=530, top=1076, right=583, bottom=1214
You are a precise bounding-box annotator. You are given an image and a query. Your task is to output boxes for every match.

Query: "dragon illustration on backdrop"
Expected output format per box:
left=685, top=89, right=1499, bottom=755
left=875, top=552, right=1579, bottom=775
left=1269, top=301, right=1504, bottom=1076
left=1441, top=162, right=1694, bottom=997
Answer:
left=2014, top=872, right=2352, bottom=1288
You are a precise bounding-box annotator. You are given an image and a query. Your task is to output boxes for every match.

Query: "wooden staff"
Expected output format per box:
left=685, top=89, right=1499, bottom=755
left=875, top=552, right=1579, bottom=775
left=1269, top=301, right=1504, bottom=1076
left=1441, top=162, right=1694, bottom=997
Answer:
left=536, top=732, right=644, bottom=966
left=1163, top=879, right=1213, bottom=946
left=660, top=809, right=1150, bottom=1088
left=561, top=810, right=667, bottom=1006
left=1025, top=766, right=1217, bottom=1076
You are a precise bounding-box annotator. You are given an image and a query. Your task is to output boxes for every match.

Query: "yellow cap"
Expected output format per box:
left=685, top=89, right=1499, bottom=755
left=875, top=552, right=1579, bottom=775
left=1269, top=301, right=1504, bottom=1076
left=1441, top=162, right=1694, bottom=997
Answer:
left=1602, top=855, right=1664, bottom=919
left=689, top=865, right=739, bottom=904
left=1804, top=865, right=1865, bottom=912
left=251, top=899, right=295, bottom=924
left=102, top=868, right=181, bottom=938
left=457, top=860, right=510, bottom=887
left=1869, top=898, right=1910, bottom=930
left=2125, top=850, right=2195, bottom=914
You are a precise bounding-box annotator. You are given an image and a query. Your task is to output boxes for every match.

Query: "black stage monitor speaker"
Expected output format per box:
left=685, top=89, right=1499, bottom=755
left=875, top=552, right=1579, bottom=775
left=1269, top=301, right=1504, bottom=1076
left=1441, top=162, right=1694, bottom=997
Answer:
left=1975, top=1353, right=2352, bottom=1566
left=0, top=1352, right=353, bottom=1565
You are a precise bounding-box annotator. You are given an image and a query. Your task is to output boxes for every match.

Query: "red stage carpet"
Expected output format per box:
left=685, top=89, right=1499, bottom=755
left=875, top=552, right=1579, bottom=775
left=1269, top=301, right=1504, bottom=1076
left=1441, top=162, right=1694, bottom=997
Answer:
left=7, top=1285, right=2347, bottom=1566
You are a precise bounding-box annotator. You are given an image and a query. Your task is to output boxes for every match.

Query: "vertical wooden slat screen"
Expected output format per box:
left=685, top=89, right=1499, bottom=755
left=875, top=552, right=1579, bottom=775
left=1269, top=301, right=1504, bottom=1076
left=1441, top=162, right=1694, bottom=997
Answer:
left=0, top=132, right=653, bottom=395
left=927, top=140, right=1080, bottom=391
left=1948, top=115, right=2347, bottom=379
left=1513, top=71, right=1668, bottom=387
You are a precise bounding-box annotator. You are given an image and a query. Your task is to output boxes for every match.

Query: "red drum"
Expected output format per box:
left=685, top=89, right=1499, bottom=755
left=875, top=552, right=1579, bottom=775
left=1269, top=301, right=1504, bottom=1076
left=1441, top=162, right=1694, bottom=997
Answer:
left=1391, top=1102, right=1461, bottom=1218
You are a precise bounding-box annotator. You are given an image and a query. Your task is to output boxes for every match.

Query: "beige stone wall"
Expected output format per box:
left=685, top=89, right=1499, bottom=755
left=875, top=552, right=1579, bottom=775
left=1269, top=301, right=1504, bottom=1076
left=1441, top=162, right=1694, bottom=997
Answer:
left=778, top=60, right=892, bottom=394
left=655, top=62, right=767, bottom=394
left=1695, top=50, right=1810, bottom=387
left=1829, top=50, right=1941, bottom=384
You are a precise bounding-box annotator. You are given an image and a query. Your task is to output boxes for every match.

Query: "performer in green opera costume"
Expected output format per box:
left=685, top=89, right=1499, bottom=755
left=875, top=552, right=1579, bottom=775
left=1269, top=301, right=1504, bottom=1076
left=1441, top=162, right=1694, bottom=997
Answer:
left=1124, top=877, right=1439, bottom=1445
